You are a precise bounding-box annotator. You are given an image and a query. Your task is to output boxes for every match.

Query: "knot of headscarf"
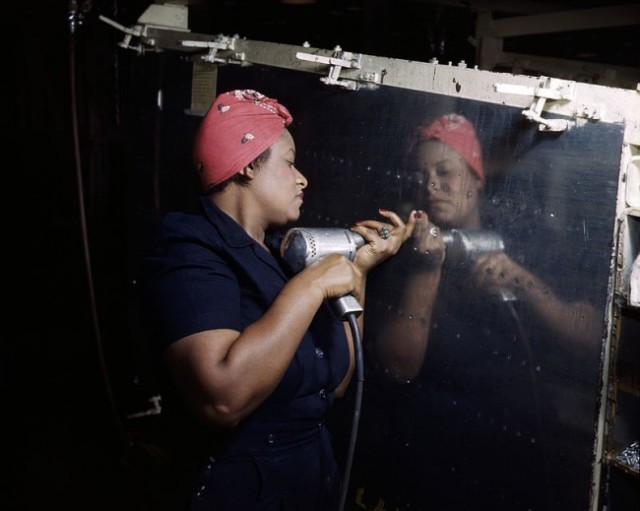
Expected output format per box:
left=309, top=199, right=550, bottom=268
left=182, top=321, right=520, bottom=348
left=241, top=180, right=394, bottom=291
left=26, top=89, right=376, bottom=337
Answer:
left=193, top=89, right=293, bottom=190
left=415, top=113, right=485, bottom=181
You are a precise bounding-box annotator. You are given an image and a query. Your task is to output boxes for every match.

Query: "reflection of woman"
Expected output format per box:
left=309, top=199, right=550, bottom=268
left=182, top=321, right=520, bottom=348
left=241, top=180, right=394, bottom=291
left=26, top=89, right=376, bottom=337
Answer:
left=142, top=89, right=416, bottom=511
left=359, top=114, right=602, bottom=510
left=376, top=114, right=600, bottom=379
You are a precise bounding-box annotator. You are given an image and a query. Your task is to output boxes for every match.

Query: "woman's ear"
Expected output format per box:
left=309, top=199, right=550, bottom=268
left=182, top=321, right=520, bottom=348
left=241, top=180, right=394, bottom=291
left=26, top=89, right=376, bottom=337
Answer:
left=238, top=166, right=256, bottom=180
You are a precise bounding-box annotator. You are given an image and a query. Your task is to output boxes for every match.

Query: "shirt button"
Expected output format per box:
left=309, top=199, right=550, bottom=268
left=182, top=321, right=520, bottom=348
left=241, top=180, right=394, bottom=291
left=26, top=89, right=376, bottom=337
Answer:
left=266, top=433, right=275, bottom=445
left=315, top=347, right=324, bottom=359
left=319, top=389, right=327, bottom=399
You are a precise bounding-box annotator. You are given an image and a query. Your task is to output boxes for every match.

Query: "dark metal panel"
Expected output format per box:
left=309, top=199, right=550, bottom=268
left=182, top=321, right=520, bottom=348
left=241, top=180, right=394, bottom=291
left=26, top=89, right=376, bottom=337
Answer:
left=205, top=62, right=622, bottom=510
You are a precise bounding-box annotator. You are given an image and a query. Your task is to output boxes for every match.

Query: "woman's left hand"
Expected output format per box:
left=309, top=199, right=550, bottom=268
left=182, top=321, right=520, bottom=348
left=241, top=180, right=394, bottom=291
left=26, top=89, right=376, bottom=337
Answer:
left=472, top=251, right=530, bottom=299
left=350, top=208, right=418, bottom=273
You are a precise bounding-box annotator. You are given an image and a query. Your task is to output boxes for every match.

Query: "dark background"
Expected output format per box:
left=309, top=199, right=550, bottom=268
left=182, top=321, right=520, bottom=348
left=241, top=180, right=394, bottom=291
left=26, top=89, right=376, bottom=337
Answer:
left=4, top=1, right=639, bottom=510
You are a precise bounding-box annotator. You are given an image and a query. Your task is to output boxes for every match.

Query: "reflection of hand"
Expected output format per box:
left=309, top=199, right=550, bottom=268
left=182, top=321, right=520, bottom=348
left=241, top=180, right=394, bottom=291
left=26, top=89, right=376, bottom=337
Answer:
left=350, top=208, right=418, bottom=273
left=472, top=252, right=535, bottom=299
left=408, top=213, right=446, bottom=269
left=472, top=251, right=601, bottom=346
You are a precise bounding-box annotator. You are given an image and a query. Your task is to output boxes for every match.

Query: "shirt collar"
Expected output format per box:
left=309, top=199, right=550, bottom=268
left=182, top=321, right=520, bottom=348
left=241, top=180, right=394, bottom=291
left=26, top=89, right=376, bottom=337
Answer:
left=200, top=195, right=284, bottom=271
left=199, top=195, right=256, bottom=248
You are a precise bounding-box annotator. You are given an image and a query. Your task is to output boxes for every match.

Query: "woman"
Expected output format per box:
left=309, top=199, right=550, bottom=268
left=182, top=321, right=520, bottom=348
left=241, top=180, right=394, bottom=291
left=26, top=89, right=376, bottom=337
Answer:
left=360, top=113, right=602, bottom=510
left=142, top=89, right=417, bottom=511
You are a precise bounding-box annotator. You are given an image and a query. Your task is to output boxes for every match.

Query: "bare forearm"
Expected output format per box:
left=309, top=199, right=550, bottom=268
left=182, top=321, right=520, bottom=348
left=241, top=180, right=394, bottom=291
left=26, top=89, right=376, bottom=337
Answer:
left=229, top=274, right=327, bottom=387
left=374, top=269, right=441, bottom=379
left=169, top=275, right=330, bottom=426
left=516, top=274, right=601, bottom=345
left=474, top=252, right=601, bottom=346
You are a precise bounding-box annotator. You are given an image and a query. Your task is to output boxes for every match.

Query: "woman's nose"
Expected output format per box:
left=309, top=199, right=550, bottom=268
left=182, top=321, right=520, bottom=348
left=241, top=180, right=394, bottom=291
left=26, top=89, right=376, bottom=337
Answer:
left=427, top=177, right=449, bottom=193
left=296, top=168, right=308, bottom=188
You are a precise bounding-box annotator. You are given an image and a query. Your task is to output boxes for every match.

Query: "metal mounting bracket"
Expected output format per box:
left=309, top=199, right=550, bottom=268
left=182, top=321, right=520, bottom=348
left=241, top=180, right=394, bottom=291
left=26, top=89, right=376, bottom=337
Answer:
left=99, top=15, right=151, bottom=54
left=296, top=46, right=379, bottom=90
left=99, top=3, right=190, bottom=55
left=100, top=13, right=243, bottom=65
left=179, top=35, right=243, bottom=64
left=494, top=76, right=577, bottom=132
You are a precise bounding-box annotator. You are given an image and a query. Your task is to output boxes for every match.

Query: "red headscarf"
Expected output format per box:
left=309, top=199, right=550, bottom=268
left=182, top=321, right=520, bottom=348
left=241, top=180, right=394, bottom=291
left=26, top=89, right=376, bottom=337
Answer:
left=415, top=113, right=485, bottom=181
left=193, top=89, right=293, bottom=190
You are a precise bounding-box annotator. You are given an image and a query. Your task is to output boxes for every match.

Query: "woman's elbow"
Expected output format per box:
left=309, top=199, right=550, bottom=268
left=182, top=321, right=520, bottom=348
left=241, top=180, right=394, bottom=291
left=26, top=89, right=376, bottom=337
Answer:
left=195, top=401, right=243, bottom=428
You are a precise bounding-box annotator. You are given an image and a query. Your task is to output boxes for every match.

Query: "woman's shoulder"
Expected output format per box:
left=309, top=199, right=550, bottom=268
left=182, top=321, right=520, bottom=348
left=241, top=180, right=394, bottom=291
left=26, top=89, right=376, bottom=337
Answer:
left=160, top=210, right=211, bottom=235
left=144, top=211, right=227, bottom=260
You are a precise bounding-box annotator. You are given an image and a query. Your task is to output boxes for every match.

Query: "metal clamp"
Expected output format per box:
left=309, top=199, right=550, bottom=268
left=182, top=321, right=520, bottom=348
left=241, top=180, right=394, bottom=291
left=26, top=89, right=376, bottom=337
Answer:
left=99, top=3, right=190, bottom=55
left=179, top=35, right=241, bottom=64
left=296, top=46, right=379, bottom=90
left=99, top=15, right=148, bottom=54
left=521, top=109, right=573, bottom=131
left=494, top=76, right=577, bottom=132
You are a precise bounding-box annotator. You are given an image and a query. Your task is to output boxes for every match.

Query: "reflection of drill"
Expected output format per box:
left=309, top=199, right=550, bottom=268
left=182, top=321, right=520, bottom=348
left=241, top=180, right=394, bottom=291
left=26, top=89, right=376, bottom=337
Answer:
left=443, top=229, right=517, bottom=302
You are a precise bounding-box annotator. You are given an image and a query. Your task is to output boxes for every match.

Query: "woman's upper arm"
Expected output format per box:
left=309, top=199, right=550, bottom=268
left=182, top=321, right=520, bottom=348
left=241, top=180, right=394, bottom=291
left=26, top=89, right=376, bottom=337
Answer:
left=165, top=328, right=244, bottom=426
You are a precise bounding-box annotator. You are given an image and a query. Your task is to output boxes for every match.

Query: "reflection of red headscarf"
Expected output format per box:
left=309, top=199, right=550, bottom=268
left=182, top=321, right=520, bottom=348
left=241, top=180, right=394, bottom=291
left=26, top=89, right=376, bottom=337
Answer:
left=416, top=114, right=485, bottom=181
left=193, top=89, right=293, bottom=190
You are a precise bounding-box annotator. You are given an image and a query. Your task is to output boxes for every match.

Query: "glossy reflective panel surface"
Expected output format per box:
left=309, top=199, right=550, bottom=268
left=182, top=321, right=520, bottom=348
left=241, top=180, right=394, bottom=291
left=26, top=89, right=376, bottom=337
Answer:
left=213, top=65, right=621, bottom=510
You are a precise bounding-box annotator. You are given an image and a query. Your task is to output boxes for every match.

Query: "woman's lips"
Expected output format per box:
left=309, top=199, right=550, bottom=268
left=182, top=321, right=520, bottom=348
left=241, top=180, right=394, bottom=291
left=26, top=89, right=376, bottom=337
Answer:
left=428, top=198, right=448, bottom=209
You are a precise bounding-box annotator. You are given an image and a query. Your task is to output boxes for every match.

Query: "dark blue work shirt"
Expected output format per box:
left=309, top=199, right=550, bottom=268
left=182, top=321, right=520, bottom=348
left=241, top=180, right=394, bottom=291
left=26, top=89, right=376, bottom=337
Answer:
left=142, top=197, right=350, bottom=510
left=143, top=196, right=350, bottom=434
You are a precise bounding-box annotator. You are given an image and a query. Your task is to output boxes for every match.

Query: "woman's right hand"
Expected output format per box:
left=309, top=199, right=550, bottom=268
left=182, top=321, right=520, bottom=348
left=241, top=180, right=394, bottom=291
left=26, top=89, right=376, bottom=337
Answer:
left=297, top=253, right=364, bottom=303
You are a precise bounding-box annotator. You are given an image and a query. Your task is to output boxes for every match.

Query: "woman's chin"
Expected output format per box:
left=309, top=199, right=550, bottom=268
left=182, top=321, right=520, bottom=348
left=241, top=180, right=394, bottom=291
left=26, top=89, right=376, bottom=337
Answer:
left=427, top=212, right=449, bottom=227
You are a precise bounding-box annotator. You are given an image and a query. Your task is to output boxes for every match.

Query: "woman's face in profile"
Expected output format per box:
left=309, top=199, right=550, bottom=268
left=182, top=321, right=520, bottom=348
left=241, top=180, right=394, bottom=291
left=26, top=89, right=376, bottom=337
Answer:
left=412, top=140, right=484, bottom=229
left=251, top=129, right=307, bottom=228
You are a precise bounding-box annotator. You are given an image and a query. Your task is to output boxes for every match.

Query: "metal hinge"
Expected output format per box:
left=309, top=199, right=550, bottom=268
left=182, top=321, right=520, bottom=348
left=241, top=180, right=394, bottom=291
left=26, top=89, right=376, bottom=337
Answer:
left=296, top=46, right=380, bottom=90
left=100, top=12, right=244, bottom=65
left=179, top=35, right=244, bottom=64
left=126, top=394, right=163, bottom=419
left=494, top=76, right=578, bottom=132
left=99, top=3, right=190, bottom=55
left=99, top=14, right=154, bottom=54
